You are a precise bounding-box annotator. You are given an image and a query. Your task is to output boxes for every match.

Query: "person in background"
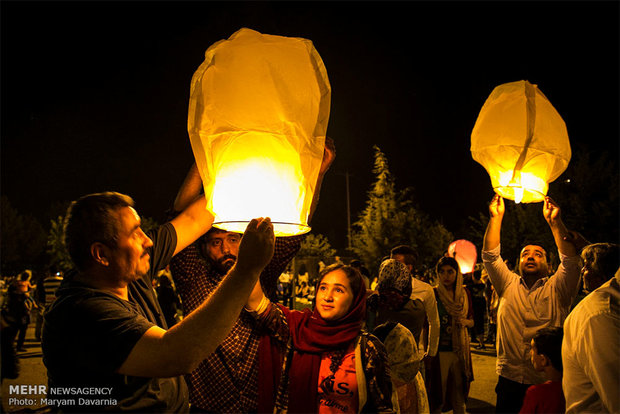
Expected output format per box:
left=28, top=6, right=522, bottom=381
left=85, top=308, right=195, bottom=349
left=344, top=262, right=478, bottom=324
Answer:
left=519, top=327, right=565, bottom=414
left=367, top=258, right=429, bottom=413
left=295, top=280, right=310, bottom=298
left=278, top=265, right=293, bottom=307
left=350, top=259, right=371, bottom=290
left=156, top=271, right=182, bottom=328
left=10, top=272, right=35, bottom=352
left=390, top=245, right=440, bottom=372
left=562, top=242, right=620, bottom=413
left=464, top=270, right=487, bottom=349
left=481, top=269, right=498, bottom=347
left=427, top=256, right=474, bottom=414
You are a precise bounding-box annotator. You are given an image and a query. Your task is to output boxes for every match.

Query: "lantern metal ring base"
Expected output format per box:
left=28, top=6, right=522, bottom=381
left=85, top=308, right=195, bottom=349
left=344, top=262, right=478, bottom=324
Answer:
left=213, top=221, right=311, bottom=237
left=493, top=186, right=546, bottom=204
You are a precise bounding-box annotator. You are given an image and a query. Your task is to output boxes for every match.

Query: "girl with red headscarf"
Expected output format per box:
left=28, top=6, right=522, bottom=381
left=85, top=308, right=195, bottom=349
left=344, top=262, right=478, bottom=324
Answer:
left=246, top=263, right=396, bottom=413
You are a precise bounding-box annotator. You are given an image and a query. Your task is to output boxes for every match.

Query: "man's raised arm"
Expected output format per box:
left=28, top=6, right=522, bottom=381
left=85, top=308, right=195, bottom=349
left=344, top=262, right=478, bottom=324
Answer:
left=117, top=217, right=275, bottom=378
left=169, top=163, right=213, bottom=256
left=308, top=136, right=336, bottom=223
left=542, top=196, right=577, bottom=257
left=483, top=194, right=504, bottom=252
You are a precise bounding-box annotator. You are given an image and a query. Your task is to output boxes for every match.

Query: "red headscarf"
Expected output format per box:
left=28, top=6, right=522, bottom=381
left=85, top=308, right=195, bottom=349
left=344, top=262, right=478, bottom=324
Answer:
left=258, top=269, right=367, bottom=413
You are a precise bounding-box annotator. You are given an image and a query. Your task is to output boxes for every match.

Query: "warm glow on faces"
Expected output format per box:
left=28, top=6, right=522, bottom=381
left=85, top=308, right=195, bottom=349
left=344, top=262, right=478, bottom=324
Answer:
left=530, top=339, right=545, bottom=372
left=109, top=207, right=153, bottom=283
left=437, top=265, right=457, bottom=288
left=580, top=254, right=604, bottom=292
left=316, top=269, right=354, bottom=321
left=201, top=231, right=241, bottom=273
left=519, top=245, right=548, bottom=277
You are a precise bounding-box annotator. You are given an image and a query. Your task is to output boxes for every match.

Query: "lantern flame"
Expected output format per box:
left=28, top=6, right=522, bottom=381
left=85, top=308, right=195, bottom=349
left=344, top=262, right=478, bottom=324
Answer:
left=497, top=170, right=546, bottom=204
left=210, top=155, right=311, bottom=236
left=512, top=186, right=524, bottom=204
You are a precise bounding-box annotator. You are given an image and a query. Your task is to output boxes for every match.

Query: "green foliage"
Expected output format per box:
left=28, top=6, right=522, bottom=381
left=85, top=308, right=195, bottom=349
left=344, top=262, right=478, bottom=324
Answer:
left=549, top=147, right=619, bottom=244
left=140, top=216, right=160, bottom=234
left=351, top=146, right=453, bottom=275
left=298, top=233, right=337, bottom=261
left=47, top=215, right=73, bottom=272
left=1, top=196, right=47, bottom=274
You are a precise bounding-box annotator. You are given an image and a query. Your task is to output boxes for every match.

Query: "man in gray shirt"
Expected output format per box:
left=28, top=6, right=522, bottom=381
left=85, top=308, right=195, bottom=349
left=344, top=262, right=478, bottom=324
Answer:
left=482, top=194, right=581, bottom=413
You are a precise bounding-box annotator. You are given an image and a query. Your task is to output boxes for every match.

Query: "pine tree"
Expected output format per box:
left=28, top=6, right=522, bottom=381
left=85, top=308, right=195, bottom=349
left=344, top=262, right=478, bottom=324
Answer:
left=351, top=146, right=453, bottom=275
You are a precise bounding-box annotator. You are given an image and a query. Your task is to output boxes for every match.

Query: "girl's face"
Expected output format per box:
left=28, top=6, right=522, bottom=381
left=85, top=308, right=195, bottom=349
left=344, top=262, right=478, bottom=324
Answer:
left=316, top=269, right=354, bottom=321
left=437, top=265, right=458, bottom=288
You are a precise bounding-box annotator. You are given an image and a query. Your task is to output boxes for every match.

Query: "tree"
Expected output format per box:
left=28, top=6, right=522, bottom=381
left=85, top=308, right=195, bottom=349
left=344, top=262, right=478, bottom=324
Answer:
left=550, top=146, right=619, bottom=245
left=0, top=196, right=47, bottom=274
left=351, top=146, right=453, bottom=275
left=47, top=215, right=73, bottom=272
left=297, top=233, right=337, bottom=261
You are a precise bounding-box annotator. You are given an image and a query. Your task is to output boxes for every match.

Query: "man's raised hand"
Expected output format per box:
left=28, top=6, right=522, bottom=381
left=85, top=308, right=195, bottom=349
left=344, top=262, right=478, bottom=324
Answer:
left=543, top=197, right=562, bottom=227
left=235, top=218, right=275, bottom=275
left=489, top=194, right=505, bottom=219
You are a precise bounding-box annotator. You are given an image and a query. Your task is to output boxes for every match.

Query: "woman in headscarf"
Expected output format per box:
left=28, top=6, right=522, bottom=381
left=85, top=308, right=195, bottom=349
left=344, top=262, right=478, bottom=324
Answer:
left=247, top=263, right=396, bottom=413
left=427, top=256, right=474, bottom=414
left=367, top=259, right=430, bottom=413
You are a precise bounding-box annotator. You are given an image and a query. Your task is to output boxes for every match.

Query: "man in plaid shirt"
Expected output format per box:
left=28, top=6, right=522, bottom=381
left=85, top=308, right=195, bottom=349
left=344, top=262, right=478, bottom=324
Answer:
left=170, top=140, right=335, bottom=412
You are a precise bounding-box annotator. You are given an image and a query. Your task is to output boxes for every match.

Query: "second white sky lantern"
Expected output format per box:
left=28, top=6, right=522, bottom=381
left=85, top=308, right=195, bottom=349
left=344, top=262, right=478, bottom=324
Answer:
left=187, top=28, right=331, bottom=236
left=470, top=80, right=571, bottom=203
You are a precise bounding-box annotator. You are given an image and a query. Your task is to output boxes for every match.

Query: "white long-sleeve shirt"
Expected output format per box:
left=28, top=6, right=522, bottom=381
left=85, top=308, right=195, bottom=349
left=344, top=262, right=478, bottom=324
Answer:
left=410, top=278, right=439, bottom=357
left=482, top=244, right=581, bottom=384
left=563, top=272, right=620, bottom=414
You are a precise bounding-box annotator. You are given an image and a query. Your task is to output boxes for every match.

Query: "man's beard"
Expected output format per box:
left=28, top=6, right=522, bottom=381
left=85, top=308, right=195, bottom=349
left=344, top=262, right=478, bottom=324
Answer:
left=216, top=254, right=237, bottom=273
left=520, top=262, right=546, bottom=278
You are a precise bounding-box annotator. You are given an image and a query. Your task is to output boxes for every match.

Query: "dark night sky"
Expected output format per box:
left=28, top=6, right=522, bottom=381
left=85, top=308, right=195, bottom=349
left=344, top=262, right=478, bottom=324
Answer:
left=2, top=1, right=618, bottom=251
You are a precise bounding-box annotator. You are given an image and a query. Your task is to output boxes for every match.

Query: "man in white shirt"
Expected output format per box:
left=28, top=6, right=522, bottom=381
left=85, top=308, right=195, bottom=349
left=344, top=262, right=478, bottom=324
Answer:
left=390, top=245, right=440, bottom=362
left=482, top=194, right=581, bottom=413
left=562, top=242, right=619, bottom=413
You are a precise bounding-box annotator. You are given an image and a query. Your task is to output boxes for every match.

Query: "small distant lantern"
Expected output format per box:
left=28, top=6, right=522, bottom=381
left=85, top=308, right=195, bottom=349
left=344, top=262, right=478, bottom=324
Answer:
left=187, top=28, right=331, bottom=236
left=448, top=239, right=477, bottom=274
left=471, top=80, right=571, bottom=203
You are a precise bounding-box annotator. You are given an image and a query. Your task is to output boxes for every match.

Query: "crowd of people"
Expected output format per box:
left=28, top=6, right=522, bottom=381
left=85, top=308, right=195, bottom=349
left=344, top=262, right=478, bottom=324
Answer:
left=1, top=136, right=618, bottom=414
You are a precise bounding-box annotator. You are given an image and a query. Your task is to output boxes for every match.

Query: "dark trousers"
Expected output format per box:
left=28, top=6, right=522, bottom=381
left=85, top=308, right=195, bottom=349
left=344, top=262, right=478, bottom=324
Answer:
left=16, top=322, right=28, bottom=349
left=495, top=375, right=531, bottom=414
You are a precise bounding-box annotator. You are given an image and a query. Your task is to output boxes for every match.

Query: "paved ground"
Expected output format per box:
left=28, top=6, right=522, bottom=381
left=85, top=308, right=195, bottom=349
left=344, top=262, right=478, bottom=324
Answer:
left=2, top=323, right=499, bottom=413
left=466, top=345, right=498, bottom=413
left=1, top=325, right=48, bottom=413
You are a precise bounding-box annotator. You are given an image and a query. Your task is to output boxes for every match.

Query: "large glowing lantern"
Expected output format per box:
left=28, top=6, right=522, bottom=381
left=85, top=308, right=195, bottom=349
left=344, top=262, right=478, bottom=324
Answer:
left=187, top=28, right=330, bottom=236
left=471, top=80, right=571, bottom=203
left=448, top=239, right=477, bottom=274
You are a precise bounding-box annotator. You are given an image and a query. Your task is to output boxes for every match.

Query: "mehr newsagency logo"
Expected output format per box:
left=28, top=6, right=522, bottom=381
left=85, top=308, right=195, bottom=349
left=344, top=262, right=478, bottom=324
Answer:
left=8, top=385, right=117, bottom=408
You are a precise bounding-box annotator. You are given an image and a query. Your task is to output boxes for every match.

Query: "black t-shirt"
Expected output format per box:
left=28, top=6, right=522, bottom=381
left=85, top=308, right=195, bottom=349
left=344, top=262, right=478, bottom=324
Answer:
left=42, top=223, right=189, bottom=412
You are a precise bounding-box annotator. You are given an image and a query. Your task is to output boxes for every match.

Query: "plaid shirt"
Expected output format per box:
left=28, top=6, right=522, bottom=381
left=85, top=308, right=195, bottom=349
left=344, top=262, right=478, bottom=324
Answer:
left=170, top=235, right=303, bottom=412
